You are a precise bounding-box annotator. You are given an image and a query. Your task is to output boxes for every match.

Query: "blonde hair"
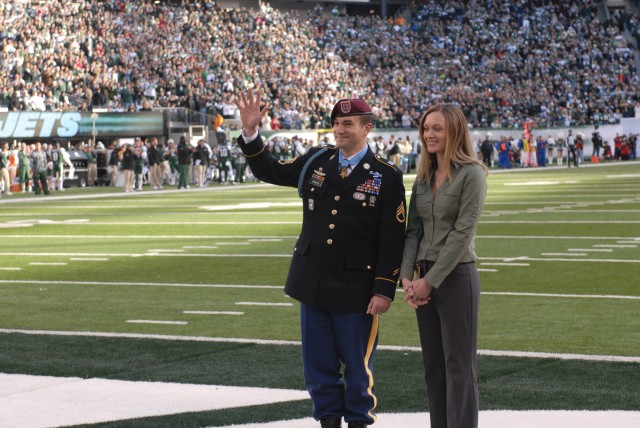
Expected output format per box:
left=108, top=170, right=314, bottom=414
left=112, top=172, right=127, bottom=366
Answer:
left=416, top=104, right=486, bottom=183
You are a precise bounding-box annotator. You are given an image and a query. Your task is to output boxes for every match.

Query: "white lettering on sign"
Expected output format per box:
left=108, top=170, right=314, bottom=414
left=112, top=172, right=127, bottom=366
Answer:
left=58, top=113, right=81, bottom=137
left=0, top=112, right=81, bottom=138
left=39, top=112, right=63, bottom=136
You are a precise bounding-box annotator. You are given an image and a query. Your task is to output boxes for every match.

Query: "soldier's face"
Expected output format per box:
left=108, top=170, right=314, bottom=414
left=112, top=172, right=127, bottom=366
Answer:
left=332, top=116, right=371, bottom=156
left=422, top=111, right=447, bottom=155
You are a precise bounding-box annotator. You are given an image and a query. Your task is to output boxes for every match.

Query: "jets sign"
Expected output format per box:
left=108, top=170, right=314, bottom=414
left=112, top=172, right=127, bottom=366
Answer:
left=0, top=112, right=81, bottom=139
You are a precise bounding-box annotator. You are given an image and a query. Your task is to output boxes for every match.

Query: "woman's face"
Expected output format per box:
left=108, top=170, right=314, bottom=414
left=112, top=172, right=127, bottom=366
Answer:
left=422, top=111, right=447, bottom=155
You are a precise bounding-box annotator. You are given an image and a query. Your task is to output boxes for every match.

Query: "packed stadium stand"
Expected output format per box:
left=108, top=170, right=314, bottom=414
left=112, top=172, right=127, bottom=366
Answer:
left=1, top=0, right=639, bottom=129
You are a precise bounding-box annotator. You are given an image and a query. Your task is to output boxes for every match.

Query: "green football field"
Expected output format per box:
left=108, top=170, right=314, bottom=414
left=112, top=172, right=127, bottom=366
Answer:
left=1, top=162, right=639, bottom=427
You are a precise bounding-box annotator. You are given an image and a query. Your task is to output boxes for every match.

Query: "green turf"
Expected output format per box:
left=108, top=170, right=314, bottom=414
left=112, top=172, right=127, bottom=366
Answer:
left=1, top=332, right=638, bottom=427
left=1, top=163, right=639, bottom=426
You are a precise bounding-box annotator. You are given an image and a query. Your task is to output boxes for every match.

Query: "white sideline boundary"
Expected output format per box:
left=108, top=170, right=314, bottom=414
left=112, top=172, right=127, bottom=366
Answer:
left=224, top=411, right=640, bottom=428
left=1, top=328, right=639, bottom=363
left=0, top=373, right=308, bottom=428
left=1, top=374, right=638, bottom=428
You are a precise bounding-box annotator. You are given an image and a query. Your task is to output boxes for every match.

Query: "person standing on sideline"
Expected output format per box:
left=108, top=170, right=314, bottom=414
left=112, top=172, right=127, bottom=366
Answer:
left=217, top=140, right=232, bottom=184
left=232, top=139, right=247, bottom=183
left=120, top=143, right=135, bottom=192
left=480, top=133, right=493, bottom=168
left=148, top=137, right=163, bottom=189
left=546, top=134, right=556, bottom=165
left=108, top=142, right=120, bottom=186
left=84, top=144, right=98, bottom=186
left=165, top=140, right=178, bottom=185
left=567, top=129, right=578, bottom=167
left=18, top=143, right=31, bottom=192
left=400, top=104, right=487, bottom=428
left=234, top=89, right=406, bottom=428
left=196, top=139, right=209, bottom=187
left=134, top=143, right=145, bottom=191
left=536, top=135, right=547, bottom=167
left=30, top=142, right=50, bottom=195
left=556, top=132, right=565, bottom=166
left=497, top=136, right=510, bottom=169
left=0, top=143, right=12, bottom=196
left=591, top=130, right=603, bottom=160
left=575, top=133, right=584, bottom=165
left=176, top=136, right=192, bottom=189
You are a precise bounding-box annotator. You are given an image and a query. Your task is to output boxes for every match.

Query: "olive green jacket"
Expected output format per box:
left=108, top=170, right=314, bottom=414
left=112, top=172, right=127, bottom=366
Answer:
left=400, top=162, right=486, bottom=288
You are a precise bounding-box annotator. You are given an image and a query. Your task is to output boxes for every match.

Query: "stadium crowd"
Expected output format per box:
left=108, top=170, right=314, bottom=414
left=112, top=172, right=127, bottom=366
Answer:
left=1, top=0, right=639, bottom=129
left=2, top=126, right=637, bottom=198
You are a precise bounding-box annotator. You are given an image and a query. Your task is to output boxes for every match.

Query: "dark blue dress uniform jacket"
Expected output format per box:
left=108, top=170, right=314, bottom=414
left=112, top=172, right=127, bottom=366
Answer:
left=239, top=134, right=406, bottom=313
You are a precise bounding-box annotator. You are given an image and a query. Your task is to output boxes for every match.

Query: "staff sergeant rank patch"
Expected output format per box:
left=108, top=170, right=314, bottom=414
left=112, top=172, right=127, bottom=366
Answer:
left=278, top=157, right=299, bottom=165
left=396, top=201, right=406, bottom=223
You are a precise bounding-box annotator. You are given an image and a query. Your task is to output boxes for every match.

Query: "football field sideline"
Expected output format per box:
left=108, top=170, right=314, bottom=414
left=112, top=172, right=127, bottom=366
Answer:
left=2, top=373, right=639, bottom=428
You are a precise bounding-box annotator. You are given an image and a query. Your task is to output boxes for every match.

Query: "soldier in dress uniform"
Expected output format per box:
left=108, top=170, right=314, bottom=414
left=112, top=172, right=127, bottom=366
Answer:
left=235, top=90, right=406, bottom=428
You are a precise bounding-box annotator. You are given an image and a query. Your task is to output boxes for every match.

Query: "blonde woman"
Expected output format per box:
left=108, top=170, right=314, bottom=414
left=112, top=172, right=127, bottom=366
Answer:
left=400, top=104, right=487, bottom=428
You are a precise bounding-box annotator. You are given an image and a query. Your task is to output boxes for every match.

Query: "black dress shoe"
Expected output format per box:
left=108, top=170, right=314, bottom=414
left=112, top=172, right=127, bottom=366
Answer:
left=348, top=422, right=367, bottom=428
left=320, top=417, right=342, bottom=428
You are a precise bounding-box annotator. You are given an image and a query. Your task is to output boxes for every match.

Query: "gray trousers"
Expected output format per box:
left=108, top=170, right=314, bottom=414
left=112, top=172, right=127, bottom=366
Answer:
left=416, top=262, right=480, bottom=428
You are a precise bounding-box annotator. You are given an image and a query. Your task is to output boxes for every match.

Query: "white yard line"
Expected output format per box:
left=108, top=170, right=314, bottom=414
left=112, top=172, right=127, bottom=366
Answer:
left=2, top=234, right=637, bottom=240
left=49, top=221, right=302, bottom=225
left=236, top=302, right=294, bottom=307
left=213, top=242, right=251, bottom=245
left=568, top=248, right=613, bottom=252
left=481, top=220, right=640, bottom=224
left=28, top=262, right=68, bottom=266
left=0, top=235, right=299, bottom=239
left=479, top=235, right=640, bottom=240
left=148, top=249, right=185, bottom=252
left=540, top=253, right=587, bottom=256
left=183, top=311, right=244, bottom=316
left=0, top=252, right=293, bottom=257
left=0, top=279, right=282, bottom=289
left=480, top=256, right=640, bottom=263
left=0, top=280, right=637, bottom=300
left=126, top=320, right=188, bottom=325
left=551, top=209, right=640, bottom=213
left=3, top=219, right=640, bottom=226
left=482, top=291, right=640, bottom=300
left=480, top=263, right=530, bottom=267
left=4, top=252, right=639, bottom=263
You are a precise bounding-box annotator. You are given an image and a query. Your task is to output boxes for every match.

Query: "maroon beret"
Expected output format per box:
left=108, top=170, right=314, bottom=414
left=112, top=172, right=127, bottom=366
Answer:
left=330, top=99, right=373, bottom=124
